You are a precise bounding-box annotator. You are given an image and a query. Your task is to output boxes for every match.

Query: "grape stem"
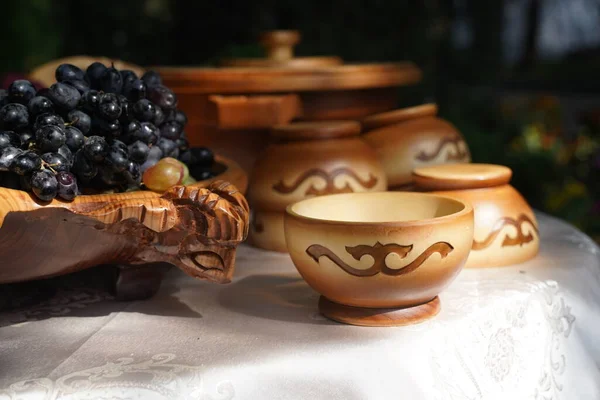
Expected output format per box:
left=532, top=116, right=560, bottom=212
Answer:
left=65, top=117, right=80, bottom=127
left=41, top=160, right=58, bottom=174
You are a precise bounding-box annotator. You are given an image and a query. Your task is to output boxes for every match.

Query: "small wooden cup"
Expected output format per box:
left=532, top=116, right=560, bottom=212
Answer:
left=362, top=104, right=471, bottom=190
left=413, top=163, right=540, bottom=267
left=284, top=192, right=473, bottom=326
left=248, top=121, right=387, bottom=252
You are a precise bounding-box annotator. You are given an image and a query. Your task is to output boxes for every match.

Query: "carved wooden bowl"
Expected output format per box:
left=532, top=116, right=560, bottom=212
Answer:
left=0, top=156, right=249, bottom=300
left=284, top=192, right=474, bottom=326
left=248, top=121, right=387, bottom=252
left=362, top=104, right=471, bottom=190
left=413, top=163, right=539, bottom=268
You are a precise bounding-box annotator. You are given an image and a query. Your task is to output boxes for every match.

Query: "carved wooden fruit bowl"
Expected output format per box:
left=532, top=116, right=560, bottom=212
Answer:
left=0, top=156, right=249, bottom=300
left=284, top=192, right=474, bottom=326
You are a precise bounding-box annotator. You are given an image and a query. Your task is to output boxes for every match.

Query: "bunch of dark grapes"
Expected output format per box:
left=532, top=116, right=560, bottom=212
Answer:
left=0, top=62, right=215, bottom=202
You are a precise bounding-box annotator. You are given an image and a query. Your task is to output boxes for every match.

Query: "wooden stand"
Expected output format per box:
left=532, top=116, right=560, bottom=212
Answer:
left=318, top=296, right=441, bottom=327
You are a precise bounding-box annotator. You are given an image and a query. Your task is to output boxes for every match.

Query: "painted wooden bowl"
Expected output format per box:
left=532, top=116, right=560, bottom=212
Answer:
left=0, top=156, right=249, bottom=300
left=362, top=104, right=471, bottom=190
left=413, top=163, right=539, bottom=268
left=247, top=121, right=387, bottom=252
left=284, top=192, right=474, bottom=327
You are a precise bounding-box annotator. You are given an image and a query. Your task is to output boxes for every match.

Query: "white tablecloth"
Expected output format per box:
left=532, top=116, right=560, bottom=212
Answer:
left=1, top=213, right=599, bottom=400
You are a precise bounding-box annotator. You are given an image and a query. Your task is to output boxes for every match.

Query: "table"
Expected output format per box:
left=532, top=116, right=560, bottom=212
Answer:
left=1, top=213, right=599, bottom=400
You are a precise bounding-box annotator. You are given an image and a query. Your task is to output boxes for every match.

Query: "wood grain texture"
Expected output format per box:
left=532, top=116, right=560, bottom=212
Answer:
left=319, top=295, right=441, bottom=327
left=0, top=178, right=249, bottom=286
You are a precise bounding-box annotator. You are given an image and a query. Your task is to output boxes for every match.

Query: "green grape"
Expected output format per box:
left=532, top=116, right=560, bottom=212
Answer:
left=142, top=157, right=184, bottom=192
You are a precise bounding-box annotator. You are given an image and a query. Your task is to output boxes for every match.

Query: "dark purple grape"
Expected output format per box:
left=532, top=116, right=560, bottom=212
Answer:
left=57, top=145, right=74, bottom=166
left=0, top=89, right=8, bottom=108
left=63, top=79, right=90, bottom=95
left=0, top=131, right=20, bottom=149
left=123, top=79, right=147, bottom=102
left=105, top=147, right=129, bottom=172
left=56, top=64, right=85, bottom=82
left=36, top=88, right=50, bottom=97
left=33, top=112, right=64, bottom=131
left=41, top=152, right=70, bottom=172
left=111, top=139, right=128, bottom=152
left=48, top=82, right=81, bottom=111
left=120, top=70, right=137, bottom=84
left=66, top=110, right=91, bottom=135
left=83, top=136, right=108, bottom=162
left=154, top=106, right=165, bottom=126
left=0, top=103, right=29, bottom=131
left=140, top=122, right=159, bottom=145
left=19, top=131, right=35, bottom=149
left=80, top=90, right=101, bottom=113
left=36, top=125, right=66, bottom=152
left=92, top=118, right=121, bottom=138
left=0, top=146, right=23, bottom=171
left=132, top=99, right=155, bottom=122
left=186, top=147, right=214, bottom=167
left=156, top=137, right=178, bottom=158
left=117, top=95, right=132, bottom=123
left=159, top=121, right=182, bottom=140
left=30, top=169, right=58, bottom=201
left=56, top=171, right=78, bottom=200
left=175, top=137, right=189, bottom=152
left=98, top=93, right=122, bottom=120
left=10, top=151, right=41, bottom=175
left=141, top=71, right=162, bottom=88
left=8, top=80, right=36, bottom=105
left=173, top=110, right=187, bottom=126
left=128, top=140, right=149, bottom=163
left=73, top=150, right=98, bottom=180
left=99, top=66, right=123, bottom=93
left=148, top=85, right=177, bottom=110
left=64, top=126, right=85, bottom=152
left=194, top=169, right=214, bottom=181
left=86, top=62, right=106, bottom=89
left=124, top=160, right=141, bottom=185
left=98, top=165, right=124, bottom=186
left=28, top=96, right=54, bottom=117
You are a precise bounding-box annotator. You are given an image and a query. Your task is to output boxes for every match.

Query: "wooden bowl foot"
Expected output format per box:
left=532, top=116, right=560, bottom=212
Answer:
left=318, top=296, right=440, bottom=327
left=113, top=264, right=167, bottom=301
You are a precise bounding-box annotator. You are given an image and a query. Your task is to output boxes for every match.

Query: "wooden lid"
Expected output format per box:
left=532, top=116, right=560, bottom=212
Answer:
left=271, top=121, right=361, bottom=141
left=221, top=30, right=343, bottom=68
left=362, top=103, right=438, bottom=131
left=412, top=164, right=512, bottom=190
left=156, top=62, right=421, bottom=93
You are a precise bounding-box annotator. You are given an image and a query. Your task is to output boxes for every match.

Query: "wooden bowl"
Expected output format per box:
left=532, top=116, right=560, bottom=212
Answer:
left=0, top=156, right=249, bottom=300
left=284, top=192, right=473, bottom=326
left=413, top=163, right=539, bottom=268
left=362, top=104, right=471, bottom=189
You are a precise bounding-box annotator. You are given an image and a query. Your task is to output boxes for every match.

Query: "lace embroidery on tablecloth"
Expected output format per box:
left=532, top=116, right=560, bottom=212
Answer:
left=428, top=281, right=575, bottom=400
left=0, top=354, right=234, bottom=400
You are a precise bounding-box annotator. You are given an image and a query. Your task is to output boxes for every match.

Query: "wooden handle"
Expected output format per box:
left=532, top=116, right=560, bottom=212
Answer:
left=206, top=94, right=302, bottom=129
left=259, top=30, right=301, bottom=61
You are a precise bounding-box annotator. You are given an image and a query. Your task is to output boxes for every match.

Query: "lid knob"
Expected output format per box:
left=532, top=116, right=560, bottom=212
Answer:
left=259, top=30, right=301, bottom=61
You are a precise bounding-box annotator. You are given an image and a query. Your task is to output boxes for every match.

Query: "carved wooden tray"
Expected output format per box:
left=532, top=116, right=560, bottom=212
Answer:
left=0, top=156, right=249, bottom=300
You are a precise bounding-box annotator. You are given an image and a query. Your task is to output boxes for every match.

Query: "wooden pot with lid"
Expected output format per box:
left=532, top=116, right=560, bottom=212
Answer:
left=154, top=31, right=422, bottom=175
left=248, top=121, right=387, bottom=252
left=362, top=103, right=471, bottom=190
left=413, top=163, right=539, bottom=267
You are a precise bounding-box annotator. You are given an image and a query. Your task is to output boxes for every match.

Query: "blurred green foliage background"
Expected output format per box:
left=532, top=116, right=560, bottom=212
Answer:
left=2, top=0, right=600, bottom=239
